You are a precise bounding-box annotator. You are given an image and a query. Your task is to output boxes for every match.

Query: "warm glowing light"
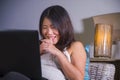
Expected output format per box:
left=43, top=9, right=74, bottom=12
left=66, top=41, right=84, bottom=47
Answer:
left=94, top=24, right=112, bottom=58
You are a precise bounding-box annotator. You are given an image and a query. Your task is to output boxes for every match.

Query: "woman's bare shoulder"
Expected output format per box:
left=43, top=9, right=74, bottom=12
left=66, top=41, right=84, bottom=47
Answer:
left=71, top=41, right=84, bottom=49
left=67, top=41, right=85, bottom=55
left=70, top=41, right=86, bottom=62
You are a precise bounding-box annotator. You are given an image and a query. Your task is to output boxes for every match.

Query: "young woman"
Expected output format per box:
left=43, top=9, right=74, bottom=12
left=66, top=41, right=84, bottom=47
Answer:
left=39, top=5, right=87, bottom=80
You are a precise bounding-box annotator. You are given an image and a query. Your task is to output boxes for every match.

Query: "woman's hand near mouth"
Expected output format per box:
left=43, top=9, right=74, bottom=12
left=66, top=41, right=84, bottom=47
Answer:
left=40, top=38, right=60, bottom=56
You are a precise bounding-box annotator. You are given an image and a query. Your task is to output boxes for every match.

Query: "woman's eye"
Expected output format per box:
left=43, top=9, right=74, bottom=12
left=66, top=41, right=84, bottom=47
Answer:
left=51, top=26, right=56, bottom=29
left=51, top=27, right=55, bottom=29
left=42, top=26, right=47, bottom=29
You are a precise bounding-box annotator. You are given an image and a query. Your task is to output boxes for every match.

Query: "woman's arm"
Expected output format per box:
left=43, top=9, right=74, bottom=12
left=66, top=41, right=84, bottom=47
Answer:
left=56, top=41, right=86, bottom=80
left=40, top=39, right=86, bottom=80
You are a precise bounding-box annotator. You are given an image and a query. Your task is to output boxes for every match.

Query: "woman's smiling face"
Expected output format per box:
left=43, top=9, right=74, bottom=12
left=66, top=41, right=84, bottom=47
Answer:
left=42, top=17, right=60, bottom=44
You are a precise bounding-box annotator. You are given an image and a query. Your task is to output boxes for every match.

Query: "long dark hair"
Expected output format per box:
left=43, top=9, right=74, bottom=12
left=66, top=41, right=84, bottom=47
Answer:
left=39, top=5, right=75, bottom=51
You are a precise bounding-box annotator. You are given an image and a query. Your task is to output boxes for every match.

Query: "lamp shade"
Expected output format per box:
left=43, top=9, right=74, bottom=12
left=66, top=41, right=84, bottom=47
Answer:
left=94, top=24, right=113, bottom=58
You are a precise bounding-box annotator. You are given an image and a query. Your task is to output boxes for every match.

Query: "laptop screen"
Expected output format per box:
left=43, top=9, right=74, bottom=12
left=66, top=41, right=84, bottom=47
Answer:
left=0, top=30, right=41, bottom=80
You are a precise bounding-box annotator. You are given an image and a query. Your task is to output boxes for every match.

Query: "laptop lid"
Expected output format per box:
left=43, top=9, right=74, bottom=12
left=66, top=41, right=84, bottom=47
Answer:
left=0, top=30, right=41, bottom=80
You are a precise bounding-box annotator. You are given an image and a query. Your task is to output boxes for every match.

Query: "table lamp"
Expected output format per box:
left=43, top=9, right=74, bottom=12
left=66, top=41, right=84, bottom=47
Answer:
left=94, top=24, right=113, bottom=58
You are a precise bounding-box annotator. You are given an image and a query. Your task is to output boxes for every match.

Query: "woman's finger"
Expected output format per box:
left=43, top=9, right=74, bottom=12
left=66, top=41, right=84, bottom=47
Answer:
left=41, top=39, right=52, bottom=44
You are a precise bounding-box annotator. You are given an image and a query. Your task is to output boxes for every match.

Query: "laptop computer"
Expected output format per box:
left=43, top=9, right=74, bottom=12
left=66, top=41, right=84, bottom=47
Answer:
left=0, top=30, right=42, bottom=80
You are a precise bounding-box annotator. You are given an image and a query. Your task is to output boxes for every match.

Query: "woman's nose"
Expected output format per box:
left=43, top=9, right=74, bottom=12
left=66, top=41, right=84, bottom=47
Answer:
left=47, top=28, right=53, bottom=34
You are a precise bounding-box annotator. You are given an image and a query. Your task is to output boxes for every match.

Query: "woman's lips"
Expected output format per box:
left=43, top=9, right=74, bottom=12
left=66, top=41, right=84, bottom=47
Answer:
left=49, top=36, right=56, bottom=43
